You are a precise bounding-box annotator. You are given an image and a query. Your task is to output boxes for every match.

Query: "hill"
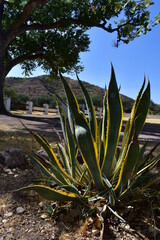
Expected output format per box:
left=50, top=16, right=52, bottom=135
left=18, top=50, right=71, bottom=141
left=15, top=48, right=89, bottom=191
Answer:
left=5, top=75, right=134, bottom=112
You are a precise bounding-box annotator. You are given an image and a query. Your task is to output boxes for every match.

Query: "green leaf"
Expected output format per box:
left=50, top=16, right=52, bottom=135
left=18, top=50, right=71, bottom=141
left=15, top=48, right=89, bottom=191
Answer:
left=60, top=72, right=80, bottom=121
left=120, top=142, right=139, bottom=189
left=56, top=98, right=68, bottom=145
left=114, top=78, right=147, bottom=178
left=29, top=155, right=69, bottom=186
left=88, top=187, right=112, bottom=201
left=99, top=92, right=108, bottom=167
left=78, top=75, right=97, bottom=142
left=66, top=122, right=77, bottom=178
left=58, top=143, right=71, bottom=175
left=134, top=81, right=150, bottom=138
left=60, top=73, right=104, bottom=190
left=33, top=133, right=80, bottom=185
left=17, top=185, right=79, bottom=201
left=74, top=120, right=104, bottom=190
left=61, top=185, right=81, bottom=197
left=102, top=64, right=123, bottom=178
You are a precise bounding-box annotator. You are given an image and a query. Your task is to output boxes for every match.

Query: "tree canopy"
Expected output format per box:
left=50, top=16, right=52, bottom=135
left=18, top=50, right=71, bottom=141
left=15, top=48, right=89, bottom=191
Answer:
left=0, top=0, right=159, bottom=112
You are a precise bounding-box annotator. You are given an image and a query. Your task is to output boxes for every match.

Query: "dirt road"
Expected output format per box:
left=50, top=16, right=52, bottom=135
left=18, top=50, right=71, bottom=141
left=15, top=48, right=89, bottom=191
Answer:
left=0, top=113, right=160, bottom=145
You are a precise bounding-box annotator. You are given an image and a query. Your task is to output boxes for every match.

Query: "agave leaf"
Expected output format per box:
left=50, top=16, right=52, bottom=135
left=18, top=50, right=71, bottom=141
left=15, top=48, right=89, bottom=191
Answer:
left=136, top=153, right=160, bottom=176
left=60, top=73, right=104, bottom=190
left=118, top=78, right=146, bottom=157
left=78, top=166, right=90, bottom=184
left=133, top=81, right=150, bottom=139
left=60, top=72, right=80, bottom=121
left=56, top=98, right=68, bottom=145
left=103, top=177, right=116, bottom=206
left=33, top=133, right=81, bottom=185
left=119, top=142, right=139, bottom=190
left=101, top=92, right=108, bottom=144
left=57, top=98, right=77, bottom=178
left=114, top=79, right=148, bottom=179
left=99, top=92, right=108, bottom=167
left=66, top=122, right=77, bottom=178
left=102, top=64, right=123, bottom=178
left=88, top=187, right=112, bottom=201
left=31, top=178, right=55, bottom=184
left=83, top=181, right=92, bottom=198
left=76, top=159, right=91, bottom=184
left=61, top=185, right=81, bottom=197
left=17, top=185, right=79, bottom=201
left=74, top=122, right=104, bottom=190
left=136, top=142, right=160, bottom=171
left=134, top=77, right=146, bottom=110
left=33, top=133, right=62, bottom=168
left=29, top=155, right=69, bottom=185
left=77, top=75, right=97, bottom=142
left=58, top=143, right=71, bottom=175
left=108, top=206, right=126, bottom=222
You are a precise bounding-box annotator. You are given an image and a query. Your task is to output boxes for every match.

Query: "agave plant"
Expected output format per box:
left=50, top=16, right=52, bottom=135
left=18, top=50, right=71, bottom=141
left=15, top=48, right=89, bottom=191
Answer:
left=18, top=64, right=160, bottom=212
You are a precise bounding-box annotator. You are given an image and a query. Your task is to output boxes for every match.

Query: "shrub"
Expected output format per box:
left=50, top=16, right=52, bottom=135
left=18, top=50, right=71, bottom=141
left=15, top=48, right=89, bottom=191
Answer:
left=32, top=95, right=57, bottom=108
left=4, top=87, right=19, bottom=108
left=18, top=65, right=160, bottom=221
left=149, top=100, right=160, bottom=115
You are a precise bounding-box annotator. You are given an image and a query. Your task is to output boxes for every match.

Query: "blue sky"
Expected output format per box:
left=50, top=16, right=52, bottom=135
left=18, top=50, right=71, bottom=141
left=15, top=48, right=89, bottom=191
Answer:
left=8, top=2, right=160, bottom=104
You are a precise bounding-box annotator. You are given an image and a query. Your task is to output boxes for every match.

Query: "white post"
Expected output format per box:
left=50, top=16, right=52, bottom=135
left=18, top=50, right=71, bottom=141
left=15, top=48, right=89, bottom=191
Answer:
left=4, top=96, right=11, bottom=112
left=43, top=103, right=49, bottom=115
left=99, top=108, right=102, bottom=118
left=26, top=101, right=33, bottom=114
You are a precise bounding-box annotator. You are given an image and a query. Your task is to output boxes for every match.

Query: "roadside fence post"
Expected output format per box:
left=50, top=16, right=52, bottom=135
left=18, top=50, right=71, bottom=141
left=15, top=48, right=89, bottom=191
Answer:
left=43, top=103, right=49, bottom=115
left=26, top=101, right=33, bottom=114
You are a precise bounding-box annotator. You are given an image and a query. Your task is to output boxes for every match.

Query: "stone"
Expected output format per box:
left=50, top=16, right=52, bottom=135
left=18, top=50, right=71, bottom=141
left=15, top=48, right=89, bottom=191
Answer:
left=2, top=219, right=7, bottom=224
left=0, top=148, right=26, bottom=168
left=16, top=207, right=25, bottom=214
left=4, top=211, right=13, bottom=217
left=40, top=213, right=48, bottom=219
left=39, top=201, right=44, bottom=208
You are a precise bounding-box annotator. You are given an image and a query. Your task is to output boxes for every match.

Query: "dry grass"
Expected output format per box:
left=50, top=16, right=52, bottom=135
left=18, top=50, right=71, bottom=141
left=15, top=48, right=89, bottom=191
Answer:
left=0, top=129, right=40, bottom=153
left=123, top=113, right=160, bottom=124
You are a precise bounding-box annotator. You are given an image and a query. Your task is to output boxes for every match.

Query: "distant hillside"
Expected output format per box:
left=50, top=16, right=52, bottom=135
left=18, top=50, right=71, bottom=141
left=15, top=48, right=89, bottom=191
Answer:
left=5, top=75, right=134, bottom=112
left=6, top=75, right=105, bottom=98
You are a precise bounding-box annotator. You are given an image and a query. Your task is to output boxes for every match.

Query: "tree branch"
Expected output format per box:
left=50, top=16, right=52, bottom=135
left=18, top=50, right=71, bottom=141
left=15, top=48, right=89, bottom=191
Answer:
left=7, top=0, right=48, bottom=43
left=16, top=16, right=137, bottom=38
left=16, top=17, right=116, bottom=37
left=5, top=52, right=46, bottom=76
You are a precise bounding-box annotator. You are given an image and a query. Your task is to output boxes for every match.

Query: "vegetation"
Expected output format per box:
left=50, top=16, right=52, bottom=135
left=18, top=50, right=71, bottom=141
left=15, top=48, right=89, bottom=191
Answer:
left=18, top=66, right=160, bottom=228
left=0, top=0, right=159, bottom=112
left=5, top=76, right=160, bottom=114
left=150, top=100, right=160, bottom=115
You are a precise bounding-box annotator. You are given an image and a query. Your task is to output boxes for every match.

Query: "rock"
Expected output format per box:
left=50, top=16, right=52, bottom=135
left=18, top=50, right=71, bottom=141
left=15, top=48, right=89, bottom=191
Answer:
left=4, top=211, right=13, bottom=217
left=16, top=207, right=25, bottom=214
left=2, top=219, right=7, bottom=224
left=40, top=213, right=48, bottom=219
left=0, top=148, right=26, bottom=168
left=3, top=168, right=12, bottom=174
left=39, top=201, right=44, bottom=208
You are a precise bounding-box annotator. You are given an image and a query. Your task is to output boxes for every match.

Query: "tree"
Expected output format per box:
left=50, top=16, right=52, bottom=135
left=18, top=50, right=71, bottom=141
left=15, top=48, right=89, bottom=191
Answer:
left=0, top=0, right=159, bottom=113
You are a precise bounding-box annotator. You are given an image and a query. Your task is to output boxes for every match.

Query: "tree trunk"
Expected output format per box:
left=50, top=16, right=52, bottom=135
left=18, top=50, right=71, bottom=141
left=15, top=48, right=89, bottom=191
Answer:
left=0, top=75, right=6, bottom=114
left=0, top=48, right=7, bottom=114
